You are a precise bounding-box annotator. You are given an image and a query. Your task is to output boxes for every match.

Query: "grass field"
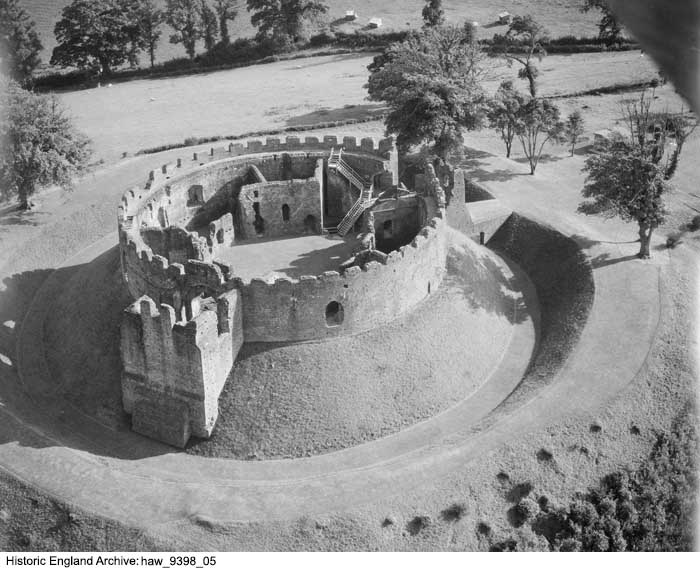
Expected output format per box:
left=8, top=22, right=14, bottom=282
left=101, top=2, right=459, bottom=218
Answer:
left=58, top=50, right=660, bottom=161
left=22, top=0, right=602, bottom=68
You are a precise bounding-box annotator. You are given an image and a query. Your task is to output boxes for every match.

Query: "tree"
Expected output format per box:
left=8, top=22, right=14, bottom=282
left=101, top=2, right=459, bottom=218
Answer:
left=0, top=0, right=43, bottom=84
left=0, top=78, right=91, bottom=210
left=51, top=0, right=144, bottom=77
left=581, top=0, right=623, bottom=46
left=579, top=90, right=696, bottom=258
left=564, top=110, right=585, bottom=156
left=214, top=0, right=239, bottom=45
left=167, top=0, right=205, bottom=59
left=367, top=25, right=487, bottom=164
left=514, top=97, right=564, bottom=174
left=422, top=0, right=445, bottom=28
left=246, top=0, right=328, bottom=46
left=496, top=15, right=549, bottom=97
left=488, top=80, right=528, bottom=158
left=135, top=0, right=164, bottom=68
left=200, top=0, right=219, bottom=51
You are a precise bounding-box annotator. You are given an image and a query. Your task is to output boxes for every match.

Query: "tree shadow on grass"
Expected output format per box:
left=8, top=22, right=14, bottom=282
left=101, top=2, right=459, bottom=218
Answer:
left=282, top=51, right=372, bottom=70
left=0, top=209, right=50, bottom=230
left=470, top=167, right=531, bottom=183
left=513, top=154, right=565, bottom=166
left=588, top=253, right=639, bottom=268
left=286, top=103, right=386, bottom=127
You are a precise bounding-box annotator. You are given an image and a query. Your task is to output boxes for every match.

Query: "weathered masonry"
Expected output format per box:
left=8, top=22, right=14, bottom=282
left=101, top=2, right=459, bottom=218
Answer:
left=118, top=136, right=449, bottom=447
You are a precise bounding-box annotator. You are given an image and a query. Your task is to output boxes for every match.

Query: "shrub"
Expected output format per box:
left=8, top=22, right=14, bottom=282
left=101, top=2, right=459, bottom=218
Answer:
left=441, top=502, right=467, bottom=522
left=515, top=497, right=540, bottom=523
left=406, top=515, right=432, bottom=535
left=688, top=215, right=700, bottom=231
left=666, top=232, right=683, bottom=248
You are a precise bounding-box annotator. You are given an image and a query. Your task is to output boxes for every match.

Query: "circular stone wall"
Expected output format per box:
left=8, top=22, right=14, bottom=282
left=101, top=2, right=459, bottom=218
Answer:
left=118, top=136, right=449, bottom=342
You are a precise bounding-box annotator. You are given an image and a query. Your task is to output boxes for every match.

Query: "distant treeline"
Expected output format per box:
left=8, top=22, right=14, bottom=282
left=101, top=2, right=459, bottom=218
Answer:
left=34, top=31, right=639, bottom=92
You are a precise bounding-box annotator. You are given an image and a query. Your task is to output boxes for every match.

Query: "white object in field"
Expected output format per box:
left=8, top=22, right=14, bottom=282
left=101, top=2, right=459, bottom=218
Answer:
left=498, top=11, right=512, bottom=25
left=345, top=10, right=357, bottom=20
left=368, top=17, right=382, bottom=28
left=471, top=21, right=479, bottom=27
left=593, top=128, right=624, bottom=144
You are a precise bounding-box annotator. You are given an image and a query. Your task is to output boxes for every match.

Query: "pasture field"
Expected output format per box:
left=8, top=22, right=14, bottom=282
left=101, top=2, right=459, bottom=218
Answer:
left=59, top=50, right=660, bottom=161
left=22, top=0, right=602, bottom=67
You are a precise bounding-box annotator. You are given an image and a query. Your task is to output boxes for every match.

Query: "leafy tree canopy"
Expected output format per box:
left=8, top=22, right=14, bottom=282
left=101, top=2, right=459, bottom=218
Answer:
left=0, top=0, right=43, bottom=84
left=135, top=0, right=165, bottom=68
left=214, top=0, right=239, bottom=45
left=564, top=110, right=585, bottom=156
left=513, top=97, right=564, bottom=173
left=581, top=0, right=623, bottom=46
left=488, top=80, right=528, bottom=158
left=246, top=0, right=328, bottom=47
left=492, top=15, right=549, bottom=97
left=167, top=0, right=205, bottom=59
left=0, top=77, right=91, bottom=209
left=51, top=0, right=146, bottom=76
left=579, top=90, right=697, bottom=257
left=422, top=0, right=445, bottom=28
left=367, top=24, right=487, bottom=163
left=200, top=0, right=219, bottom=51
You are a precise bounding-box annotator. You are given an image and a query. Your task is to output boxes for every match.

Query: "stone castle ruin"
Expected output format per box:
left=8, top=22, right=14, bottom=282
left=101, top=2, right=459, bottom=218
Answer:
left=118, top=135, right=450, bottom=447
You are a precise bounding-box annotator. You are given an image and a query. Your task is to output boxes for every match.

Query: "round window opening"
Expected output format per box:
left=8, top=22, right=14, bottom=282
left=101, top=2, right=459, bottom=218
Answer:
left=325, top=301, right=344, bottom=327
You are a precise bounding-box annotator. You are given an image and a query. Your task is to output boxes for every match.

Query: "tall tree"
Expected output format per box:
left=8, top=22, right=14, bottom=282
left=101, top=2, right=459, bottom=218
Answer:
left=367, top=25, right=487, bottom=164
left=579, top=90, right=697, bottom=258
left=246, top=0, right=328, bottom=46
left=422, top=0, right=445, bottom=28
left=135, top=0, right=164, bottom=68
left=214, top=0, right=239, bottom=45
left=167, top=0, right=205, bottom=59
left=581, top=0, right=623, bottom=46
left=495, top=15, right=549, bottom=97
left=514, top=97, right=564, bottom=174
left=488, top=80, right=528, bottom=158
left=200, top=0, right=219, bottom=51
left=0, top=0, right=43, bottom=84
left=564, top=110, right=585, bottom=156
left=51, top=0, right=143, bottom=77
left=0, top=77, right=91, bottom=210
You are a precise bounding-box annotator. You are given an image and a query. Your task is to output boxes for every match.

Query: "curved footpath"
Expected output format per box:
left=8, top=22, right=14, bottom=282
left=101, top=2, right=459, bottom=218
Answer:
left=0, top=150, right=664, bottom=529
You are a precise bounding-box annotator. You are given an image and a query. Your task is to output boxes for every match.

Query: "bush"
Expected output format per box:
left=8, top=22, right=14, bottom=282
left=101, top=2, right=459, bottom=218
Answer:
left=666, top=232, right=683, bottom=248
left=406, top=515, right=432, bottom=535
left=688, top=215, right=700, bottom=231
left=441, top=502, right=467, bottom=522
left=548, top=408, right=698, bottom=551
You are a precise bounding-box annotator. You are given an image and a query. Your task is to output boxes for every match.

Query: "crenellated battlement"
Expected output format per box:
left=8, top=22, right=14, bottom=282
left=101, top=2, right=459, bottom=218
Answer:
left=121, top=289, right=243, bottom=447
left=119, top=135, right=396, bottom=223
left=118, top=135, right=452, bottom=446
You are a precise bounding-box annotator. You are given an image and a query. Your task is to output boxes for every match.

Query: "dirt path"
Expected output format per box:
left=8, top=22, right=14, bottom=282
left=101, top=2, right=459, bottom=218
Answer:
left=0, top=144, right=664, bottom=532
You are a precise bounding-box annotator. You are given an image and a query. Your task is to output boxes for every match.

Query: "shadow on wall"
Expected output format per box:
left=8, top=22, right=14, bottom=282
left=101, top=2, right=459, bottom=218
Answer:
left=0, top=249, right=174, bottom=461
left=285, top=103, right=387, bottom=127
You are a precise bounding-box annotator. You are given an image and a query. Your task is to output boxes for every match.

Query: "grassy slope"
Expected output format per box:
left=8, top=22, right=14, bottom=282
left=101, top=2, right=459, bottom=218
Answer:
left=22, top=0, right=601, bottom=67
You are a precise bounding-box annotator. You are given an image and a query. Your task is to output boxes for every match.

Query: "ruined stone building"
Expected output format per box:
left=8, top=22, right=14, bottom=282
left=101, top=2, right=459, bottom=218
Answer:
left=118, top=136, right=453, bottom=446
